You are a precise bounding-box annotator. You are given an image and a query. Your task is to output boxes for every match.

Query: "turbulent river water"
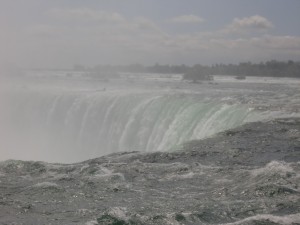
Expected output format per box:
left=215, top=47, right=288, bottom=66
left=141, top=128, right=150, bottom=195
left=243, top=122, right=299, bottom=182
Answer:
left=2, top=74, right=299, bottom=163
left=0, top=74, right=300, bottom=224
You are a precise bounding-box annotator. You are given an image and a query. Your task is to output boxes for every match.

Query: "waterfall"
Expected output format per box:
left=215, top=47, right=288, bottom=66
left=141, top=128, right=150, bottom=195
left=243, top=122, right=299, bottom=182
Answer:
left=0, top=89, right=260, bottom=162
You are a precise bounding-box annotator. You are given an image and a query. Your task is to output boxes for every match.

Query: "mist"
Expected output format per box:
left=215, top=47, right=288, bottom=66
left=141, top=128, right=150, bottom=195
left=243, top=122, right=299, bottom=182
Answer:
left=0, top=0, right=300, bottom=162
left=1, top=1, right=300, bottom=224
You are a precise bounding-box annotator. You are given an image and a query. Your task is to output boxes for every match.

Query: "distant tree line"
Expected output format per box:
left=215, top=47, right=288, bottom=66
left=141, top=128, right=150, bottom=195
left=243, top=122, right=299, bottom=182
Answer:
left=208, top=60, right=300, bottom=78
left=73, top=60, right=300, bottom=79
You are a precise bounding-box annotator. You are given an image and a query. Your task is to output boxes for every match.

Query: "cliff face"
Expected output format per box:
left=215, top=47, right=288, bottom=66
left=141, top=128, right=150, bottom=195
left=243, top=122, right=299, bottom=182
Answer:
left=0, top=118, right=299, bottom=225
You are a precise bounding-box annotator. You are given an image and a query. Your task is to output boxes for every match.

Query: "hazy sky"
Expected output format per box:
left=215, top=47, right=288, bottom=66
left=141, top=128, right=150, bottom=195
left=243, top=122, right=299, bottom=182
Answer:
left=1, top=0, right=300, bottom=68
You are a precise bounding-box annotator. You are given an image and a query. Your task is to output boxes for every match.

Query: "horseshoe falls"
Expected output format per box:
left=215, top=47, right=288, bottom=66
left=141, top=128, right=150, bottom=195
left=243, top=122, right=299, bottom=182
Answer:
left=0, top=80, right=262, bottom=163
left=1, top=76, right=300, bottom=225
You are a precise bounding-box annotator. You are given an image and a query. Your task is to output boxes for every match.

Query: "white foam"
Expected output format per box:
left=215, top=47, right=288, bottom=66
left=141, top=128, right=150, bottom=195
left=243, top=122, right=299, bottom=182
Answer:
left=162, top=171, right=195, bottom=181
left=251, top=161, right=295, bottom=177
left=222, top=213, right=300, bottom=225
left=84, top=221, right=98, bottom=225
left=107, top=207, right=128, bottom=221
left=33, top=182, right=59, bottom=188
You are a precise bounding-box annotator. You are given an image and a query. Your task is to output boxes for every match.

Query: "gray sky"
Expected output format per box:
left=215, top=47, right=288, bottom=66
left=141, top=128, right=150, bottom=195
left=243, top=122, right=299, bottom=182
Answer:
left=1, top=0, right=300, bottom=68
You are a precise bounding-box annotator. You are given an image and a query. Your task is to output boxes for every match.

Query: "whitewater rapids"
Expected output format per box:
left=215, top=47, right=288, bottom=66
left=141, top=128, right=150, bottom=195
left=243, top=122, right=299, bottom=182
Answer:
left=0, top=74, right=300, bottom=224
left=0, top=117, right=299, bottom=224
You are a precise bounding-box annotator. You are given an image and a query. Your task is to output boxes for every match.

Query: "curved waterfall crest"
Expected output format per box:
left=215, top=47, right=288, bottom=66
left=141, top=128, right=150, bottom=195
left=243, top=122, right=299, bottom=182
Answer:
left=2, top=90, right=260, bottom=162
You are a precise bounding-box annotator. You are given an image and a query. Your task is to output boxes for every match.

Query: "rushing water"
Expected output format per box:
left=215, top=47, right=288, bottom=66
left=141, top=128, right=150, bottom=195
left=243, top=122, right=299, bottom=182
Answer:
left=0, top=75, right=300, bottom=225
left=0, top=118, right=299, bottom=225
left=1, top=75, right=300, bottom=163
left=1, top=84, right=261, bottom=162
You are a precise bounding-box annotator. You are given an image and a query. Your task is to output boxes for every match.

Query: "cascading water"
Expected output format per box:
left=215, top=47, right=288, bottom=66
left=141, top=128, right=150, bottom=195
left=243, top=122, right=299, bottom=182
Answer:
left=0, top=87, right=261, bottom=162
left=1, top=78, right=299, bottom=225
